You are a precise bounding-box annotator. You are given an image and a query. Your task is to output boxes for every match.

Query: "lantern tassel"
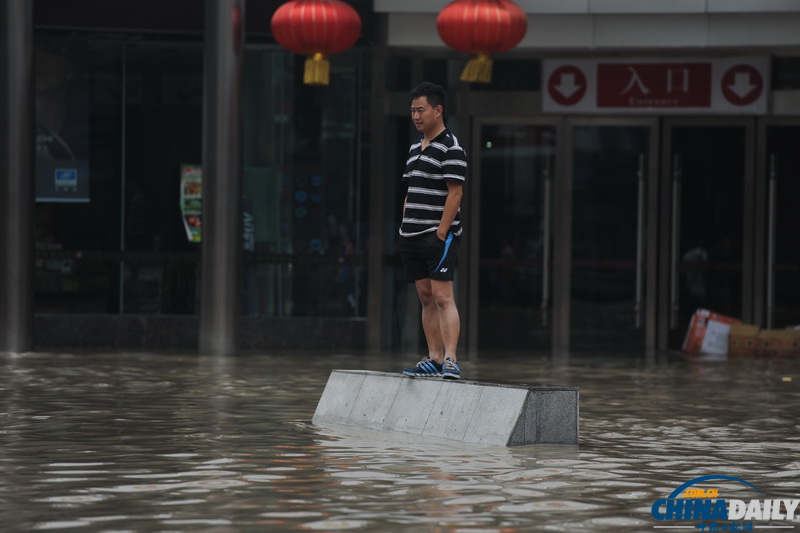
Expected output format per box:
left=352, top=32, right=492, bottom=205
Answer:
left=304, top=52, right=330, bottom=85
left=460, top=53, right=493, bottom=83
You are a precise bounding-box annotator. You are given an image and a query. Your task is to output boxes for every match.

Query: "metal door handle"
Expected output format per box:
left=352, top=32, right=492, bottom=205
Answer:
left=635, top=153, right=645, bottom=329
left=767, top=154, right=777, bottom=329
left=541, top=158, right=552, bottom=327
left=670, top=154, right=682, bottom=330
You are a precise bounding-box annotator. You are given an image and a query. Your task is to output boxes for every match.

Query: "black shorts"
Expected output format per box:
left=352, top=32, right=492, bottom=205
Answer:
left=399, top=231, right=460, bottom=282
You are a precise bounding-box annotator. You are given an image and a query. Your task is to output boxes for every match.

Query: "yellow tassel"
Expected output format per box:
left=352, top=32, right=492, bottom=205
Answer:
left=304, top=52, right=330, bottom=85
left=460, top=53, right=493, bottom=83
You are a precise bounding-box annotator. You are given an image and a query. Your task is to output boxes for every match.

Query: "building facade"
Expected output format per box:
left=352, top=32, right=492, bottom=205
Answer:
left=2, top=0, right=799, bottom=354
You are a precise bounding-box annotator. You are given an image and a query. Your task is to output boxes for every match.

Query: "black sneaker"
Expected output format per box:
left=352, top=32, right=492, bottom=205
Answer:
left=402, top=357, right=442, bottom=377
left=442, top=358, right=461, bottom=380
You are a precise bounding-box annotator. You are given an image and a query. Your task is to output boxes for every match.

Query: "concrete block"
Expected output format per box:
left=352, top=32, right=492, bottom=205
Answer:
left=347, top=373, right=402, bottom=430
left=383, top=378, right=443, bottom=434
left=313, top=370, right=579, bottom=446
left=311, top=371, right=366, bottom=426
left=462, top=386, right=529, bottom=445
left=422, top=382, right=485, bottom=441
left=509, top=389, right=580, bottom=446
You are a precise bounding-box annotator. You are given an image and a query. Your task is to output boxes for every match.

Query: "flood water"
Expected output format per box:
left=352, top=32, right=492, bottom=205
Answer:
left=1, top=350, right=798, bottom=532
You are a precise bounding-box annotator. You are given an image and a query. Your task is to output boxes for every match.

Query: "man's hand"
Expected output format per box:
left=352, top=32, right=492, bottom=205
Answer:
left=437, top=181, right=463, bottom=242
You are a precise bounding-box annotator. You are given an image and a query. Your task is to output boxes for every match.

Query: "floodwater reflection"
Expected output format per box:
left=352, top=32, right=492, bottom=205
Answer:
left=0, top=350, right=798, bottom=531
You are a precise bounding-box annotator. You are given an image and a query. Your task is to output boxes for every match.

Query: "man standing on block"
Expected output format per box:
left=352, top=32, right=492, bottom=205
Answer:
left=399, top=82, right=467, bottom=380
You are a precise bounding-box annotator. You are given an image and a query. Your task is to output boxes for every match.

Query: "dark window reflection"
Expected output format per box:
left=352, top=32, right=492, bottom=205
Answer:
left=242, top=48, right=369, bottom=318
left=34, top=36, right=369, bottom=319
left=34, top=40, right=122, bottom=314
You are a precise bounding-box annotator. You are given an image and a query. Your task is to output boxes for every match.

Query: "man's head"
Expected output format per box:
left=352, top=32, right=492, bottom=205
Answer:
left=410, top=82, right=446, bottom=136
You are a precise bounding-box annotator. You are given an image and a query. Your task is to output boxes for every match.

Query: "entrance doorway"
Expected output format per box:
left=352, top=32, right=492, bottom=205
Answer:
left=663, top=121, right=754, bottom=348
left=464, top=117, right=775, bottom=355
left=568, top=122, right=657, bottom=352
left=470, top=120, right=556, bottom=351
left=763, top=124, right=800, bottom=328
left=467, top=118, right=659, bottom=354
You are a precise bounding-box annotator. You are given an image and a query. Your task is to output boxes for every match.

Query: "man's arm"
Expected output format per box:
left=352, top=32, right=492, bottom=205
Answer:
left=437, top=181, right=463, bottom=241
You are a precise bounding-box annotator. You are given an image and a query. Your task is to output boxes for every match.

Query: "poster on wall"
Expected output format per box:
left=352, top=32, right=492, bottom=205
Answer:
left=179, top=166, right=258, bottom=245
left=35, top=42, right=91, bottom=202
left=180, top=164, right=202, bottom=242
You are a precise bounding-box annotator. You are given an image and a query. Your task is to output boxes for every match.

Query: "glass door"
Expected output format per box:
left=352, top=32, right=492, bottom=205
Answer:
left=568, top=123, right=656, bottom=352
left=471, top=121, right=556, bottom=351
left=665, top=122, right=752, bottom=347
left=765, top=125, right=800, bottom=328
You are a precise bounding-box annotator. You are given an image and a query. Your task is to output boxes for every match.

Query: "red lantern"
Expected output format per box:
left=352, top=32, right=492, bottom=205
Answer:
left=271, top=0, right=362, bottom=86
left=437, top=0, right=527, bottom=83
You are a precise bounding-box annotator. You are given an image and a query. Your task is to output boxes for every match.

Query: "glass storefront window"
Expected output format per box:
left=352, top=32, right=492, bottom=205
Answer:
left=34, top=35, right=370, bottom=319
left=242, top=47, right=369, bottom=318
left=34, top=39, right=123, bottom=314
left=122, top=44, right=203, bottom=315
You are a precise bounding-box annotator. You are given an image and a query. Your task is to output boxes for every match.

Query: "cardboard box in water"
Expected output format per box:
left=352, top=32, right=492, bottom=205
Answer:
left=758, top=329, right=800, bottom=358
left=728, top=324, right=761, bottom=358
left=683, top=309, right=741, bottom=356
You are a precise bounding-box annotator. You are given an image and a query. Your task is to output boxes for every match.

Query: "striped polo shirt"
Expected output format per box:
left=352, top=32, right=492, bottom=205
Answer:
left=399, top=128, right=467, bottom=238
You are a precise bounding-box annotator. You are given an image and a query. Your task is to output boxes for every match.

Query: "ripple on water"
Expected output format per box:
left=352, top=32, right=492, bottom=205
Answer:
left=590, top=516, right=649, bottom=526
left=299, top=519, right=370, bottom=530
left=496, top=501, right=602, bottom=513
left=610, top=491, right=651, bottom=500
left=98, top=478, right=250, bottom=492
left=36, top=495, right=106, bottom=503
left=494, top=468, right=570, bottom=480
left=34, top=521, right=92, bottom=530
left=260, top=511, right=326, bottom=518
left=443, top=495, right=506, bottom=506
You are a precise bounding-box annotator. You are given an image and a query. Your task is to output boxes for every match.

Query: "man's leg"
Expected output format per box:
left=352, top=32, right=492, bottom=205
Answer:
left=415, top=278, right=444, bottom=364
left=430, top=279, right=459, bottom=361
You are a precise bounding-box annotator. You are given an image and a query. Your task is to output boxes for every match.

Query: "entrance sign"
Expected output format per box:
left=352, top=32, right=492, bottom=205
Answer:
left=721, top=64, right=763, bottom=107
left=543, top=57, right=768, bottom=114
left=597, top=63, right=712, bottom=108
left=547, top=65, right=587, bottom=106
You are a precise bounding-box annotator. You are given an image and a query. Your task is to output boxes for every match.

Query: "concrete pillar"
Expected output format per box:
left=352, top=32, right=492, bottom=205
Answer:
left=552, top=122, right=572, bottom=357
left=199, top=0, right=245, bottom=355
left=0, top=0, right=34, bottom=352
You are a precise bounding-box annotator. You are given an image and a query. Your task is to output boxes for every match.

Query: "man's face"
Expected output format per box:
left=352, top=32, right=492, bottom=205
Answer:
left=411, top=96, right=441, bottom=134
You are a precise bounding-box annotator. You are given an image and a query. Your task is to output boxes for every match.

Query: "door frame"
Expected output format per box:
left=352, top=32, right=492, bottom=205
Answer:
left=755, top=117, right=800, bottom=328
left=561, top=117, right=660, bottom=356
left=658, top=117, right=757, bottom=349
left=465, top=116, right=562, bottom=353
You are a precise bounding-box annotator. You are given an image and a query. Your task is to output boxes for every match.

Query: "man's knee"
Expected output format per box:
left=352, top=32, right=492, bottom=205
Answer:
left=431, top=288, right=454, bottom=310
left=416, top=283, right=435, bottom=306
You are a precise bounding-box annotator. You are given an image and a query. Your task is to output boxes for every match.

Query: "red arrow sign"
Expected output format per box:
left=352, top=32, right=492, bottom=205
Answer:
left=548, top=66, right=587, bottom=106
left=721, top=65, right=763, bottom=106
